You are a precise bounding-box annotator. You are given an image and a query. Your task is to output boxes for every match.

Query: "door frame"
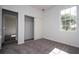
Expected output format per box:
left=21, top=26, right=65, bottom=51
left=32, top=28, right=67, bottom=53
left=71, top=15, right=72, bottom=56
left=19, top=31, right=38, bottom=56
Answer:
left=2, top=9, right=18, bottom=44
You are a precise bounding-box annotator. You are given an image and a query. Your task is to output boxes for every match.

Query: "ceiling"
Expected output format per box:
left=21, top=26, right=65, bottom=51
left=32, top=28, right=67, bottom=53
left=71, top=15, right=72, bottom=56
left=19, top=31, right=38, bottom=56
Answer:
left=31, top=5, right=55, bottom=11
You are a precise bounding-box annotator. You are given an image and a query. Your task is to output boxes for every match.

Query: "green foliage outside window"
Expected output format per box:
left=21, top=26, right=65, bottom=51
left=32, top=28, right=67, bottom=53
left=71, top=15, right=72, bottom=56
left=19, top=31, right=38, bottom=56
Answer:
left=61, top=14, right=76, bottom=31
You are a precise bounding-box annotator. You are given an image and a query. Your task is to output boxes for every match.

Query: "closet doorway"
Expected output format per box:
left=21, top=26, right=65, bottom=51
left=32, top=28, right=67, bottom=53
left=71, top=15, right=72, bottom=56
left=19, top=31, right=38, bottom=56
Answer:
left=2, top=9, right=18, bottom=45
left=24, top=15, right=34, bottom=41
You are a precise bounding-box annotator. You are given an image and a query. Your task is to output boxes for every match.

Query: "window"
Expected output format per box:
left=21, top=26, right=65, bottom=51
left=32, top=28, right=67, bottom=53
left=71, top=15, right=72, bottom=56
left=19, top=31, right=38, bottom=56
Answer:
left=61, top=6, right=77, bottom=31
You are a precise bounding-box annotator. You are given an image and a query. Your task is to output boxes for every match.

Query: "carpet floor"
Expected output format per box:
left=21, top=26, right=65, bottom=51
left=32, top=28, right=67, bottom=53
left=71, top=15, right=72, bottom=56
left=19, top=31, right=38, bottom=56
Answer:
left=0, top=39, right=79, bottom=54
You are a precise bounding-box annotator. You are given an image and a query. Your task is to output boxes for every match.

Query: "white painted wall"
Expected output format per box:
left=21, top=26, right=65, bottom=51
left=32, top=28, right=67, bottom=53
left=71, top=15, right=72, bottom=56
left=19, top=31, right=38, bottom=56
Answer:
left=1, top=5, right=43, bottom=44
left=34, top=17, right=43, bottom=40
left=43, top=5, right=79, bottom=48
left=24, top=16, right=34, bottom=40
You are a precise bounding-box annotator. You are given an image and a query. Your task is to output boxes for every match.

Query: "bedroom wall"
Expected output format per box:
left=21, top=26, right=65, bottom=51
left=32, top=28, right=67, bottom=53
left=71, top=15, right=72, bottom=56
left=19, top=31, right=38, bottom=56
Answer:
left=1, top=5, right=43, bottom=44
left=43, top=5, right=79, bottom=48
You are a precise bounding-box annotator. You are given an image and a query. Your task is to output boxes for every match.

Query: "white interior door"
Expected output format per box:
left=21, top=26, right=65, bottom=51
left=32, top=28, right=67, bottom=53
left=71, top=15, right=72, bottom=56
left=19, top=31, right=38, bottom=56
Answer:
left=0, top=8, right=2, bottom=49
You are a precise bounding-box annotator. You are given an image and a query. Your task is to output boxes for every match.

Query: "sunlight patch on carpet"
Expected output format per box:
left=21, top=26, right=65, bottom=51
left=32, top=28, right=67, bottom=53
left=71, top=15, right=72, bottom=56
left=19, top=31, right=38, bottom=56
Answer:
left=49, top=48, right=69, bottom=54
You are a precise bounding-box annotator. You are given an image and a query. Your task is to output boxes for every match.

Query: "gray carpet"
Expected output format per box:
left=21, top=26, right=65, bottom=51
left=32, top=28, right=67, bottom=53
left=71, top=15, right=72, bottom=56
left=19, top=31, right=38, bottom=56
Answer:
left=0, top=39, right=79, bottom=54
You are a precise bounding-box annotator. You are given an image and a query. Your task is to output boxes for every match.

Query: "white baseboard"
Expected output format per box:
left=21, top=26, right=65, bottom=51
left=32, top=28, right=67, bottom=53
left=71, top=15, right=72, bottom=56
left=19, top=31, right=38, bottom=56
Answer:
left=43, top=37, right=79, bottom=48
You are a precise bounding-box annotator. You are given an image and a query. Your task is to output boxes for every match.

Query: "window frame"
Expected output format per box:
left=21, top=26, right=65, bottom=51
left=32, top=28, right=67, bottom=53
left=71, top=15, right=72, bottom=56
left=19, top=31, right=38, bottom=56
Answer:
left=60, top=6, right=77, bottom=32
